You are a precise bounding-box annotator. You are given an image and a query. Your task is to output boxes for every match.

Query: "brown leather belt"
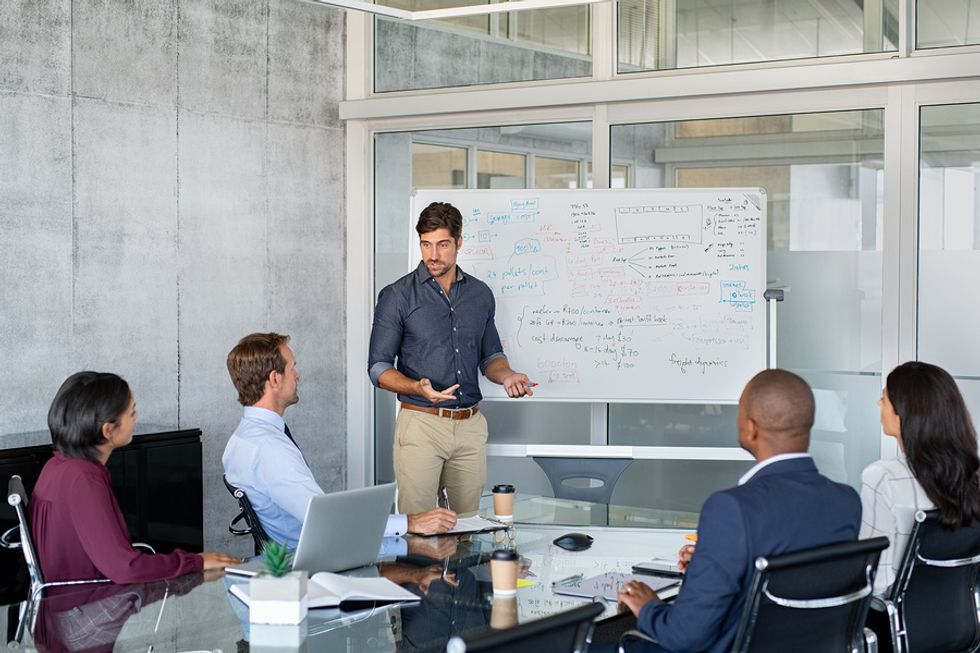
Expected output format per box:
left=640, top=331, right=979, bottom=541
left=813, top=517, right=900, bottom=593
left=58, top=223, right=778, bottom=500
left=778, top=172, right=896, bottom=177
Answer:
left=400, top=402, right=480, bottom=420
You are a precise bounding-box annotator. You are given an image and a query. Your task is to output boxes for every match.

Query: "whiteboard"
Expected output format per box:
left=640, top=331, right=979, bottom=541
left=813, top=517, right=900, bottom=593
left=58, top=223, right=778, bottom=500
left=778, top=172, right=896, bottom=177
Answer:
left=411, top=188, right=767, bottom=403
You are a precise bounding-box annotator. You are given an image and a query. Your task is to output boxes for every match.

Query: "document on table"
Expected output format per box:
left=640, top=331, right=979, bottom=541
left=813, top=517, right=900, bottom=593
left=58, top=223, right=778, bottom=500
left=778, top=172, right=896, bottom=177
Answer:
left=420, top=515, right=508, bottom=536
left=552, top=571, right=679, bottom=602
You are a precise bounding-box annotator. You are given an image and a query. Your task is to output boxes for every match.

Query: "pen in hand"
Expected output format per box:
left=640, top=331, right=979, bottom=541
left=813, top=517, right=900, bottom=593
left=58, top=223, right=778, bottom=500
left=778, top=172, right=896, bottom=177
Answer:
left=441, top=487, right=451, bottom=511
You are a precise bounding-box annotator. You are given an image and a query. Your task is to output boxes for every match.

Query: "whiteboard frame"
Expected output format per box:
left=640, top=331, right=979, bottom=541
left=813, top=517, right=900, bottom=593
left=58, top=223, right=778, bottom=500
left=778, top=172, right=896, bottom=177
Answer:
left=410, top=187, right=768, bottom=404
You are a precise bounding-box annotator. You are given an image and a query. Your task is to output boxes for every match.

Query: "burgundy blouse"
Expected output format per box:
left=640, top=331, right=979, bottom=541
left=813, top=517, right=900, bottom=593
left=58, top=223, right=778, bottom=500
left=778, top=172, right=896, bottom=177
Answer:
left=30, top=453, right=202, bottom=583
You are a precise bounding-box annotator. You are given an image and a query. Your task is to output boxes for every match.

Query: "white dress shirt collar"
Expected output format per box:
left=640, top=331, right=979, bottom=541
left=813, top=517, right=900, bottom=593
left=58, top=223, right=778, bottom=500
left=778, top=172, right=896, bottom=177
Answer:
left=738, top=452, right=812, bottom=486
left=242, top=405, right=286, bottom=433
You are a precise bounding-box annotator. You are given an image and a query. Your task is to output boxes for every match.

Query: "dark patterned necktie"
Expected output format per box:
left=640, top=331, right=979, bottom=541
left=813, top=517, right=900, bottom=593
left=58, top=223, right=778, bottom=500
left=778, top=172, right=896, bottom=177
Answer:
left=283, top=423, right=308, bottom=465
left=283, top=423, right=297, bottom=448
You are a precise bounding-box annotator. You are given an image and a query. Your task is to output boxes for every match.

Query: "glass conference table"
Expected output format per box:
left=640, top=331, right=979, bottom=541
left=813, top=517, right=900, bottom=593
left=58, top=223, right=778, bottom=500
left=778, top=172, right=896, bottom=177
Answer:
left=4, top=496, right=698, bottom=652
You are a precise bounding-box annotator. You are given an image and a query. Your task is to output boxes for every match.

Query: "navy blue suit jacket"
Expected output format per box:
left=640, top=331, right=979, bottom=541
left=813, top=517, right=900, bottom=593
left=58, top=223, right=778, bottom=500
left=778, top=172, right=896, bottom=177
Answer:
left=637, top=456, right=861, bottom=653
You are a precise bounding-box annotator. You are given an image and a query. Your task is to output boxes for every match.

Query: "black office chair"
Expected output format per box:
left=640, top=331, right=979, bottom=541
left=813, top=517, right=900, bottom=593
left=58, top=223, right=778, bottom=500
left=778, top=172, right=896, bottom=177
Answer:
left=532, top=457, right=633, bottom=505
left=0, top=475, right=112, bottom=646
left=445, top=601, right=604, bottom=652
left=619, top=536, right=888, bottom=653
left=223, top=475, right=270, bottom=555
left=871, top=509, right=980, bottom=653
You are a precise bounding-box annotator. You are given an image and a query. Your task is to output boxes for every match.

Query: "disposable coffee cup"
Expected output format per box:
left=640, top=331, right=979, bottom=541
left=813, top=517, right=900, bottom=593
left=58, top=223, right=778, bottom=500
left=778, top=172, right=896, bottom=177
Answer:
left=490, top=549, right=519, bottom=596
left=492, top=484, right=516, bottom=521
left=490, top=595, right=518, bottom=629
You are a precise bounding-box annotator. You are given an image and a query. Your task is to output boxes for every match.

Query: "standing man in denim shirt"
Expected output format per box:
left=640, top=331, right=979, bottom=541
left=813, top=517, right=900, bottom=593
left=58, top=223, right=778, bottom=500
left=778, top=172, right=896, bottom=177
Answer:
left=369, top=202, right=535, bottom=515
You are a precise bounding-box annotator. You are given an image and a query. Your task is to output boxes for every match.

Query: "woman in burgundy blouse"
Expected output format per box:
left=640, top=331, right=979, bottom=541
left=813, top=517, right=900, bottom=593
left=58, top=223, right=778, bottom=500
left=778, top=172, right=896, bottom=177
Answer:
left=31, top=371, right=240, bottom=583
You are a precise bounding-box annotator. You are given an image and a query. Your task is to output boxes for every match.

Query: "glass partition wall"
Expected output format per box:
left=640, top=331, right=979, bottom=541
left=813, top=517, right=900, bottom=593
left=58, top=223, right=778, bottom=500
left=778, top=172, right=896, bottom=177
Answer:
left=350, top=0, right=980, bottom=509
left=374, top=124, right=596, bottom=496
left=609, top=111, right=884, bottom=508
left=918, top=102, right=980, bottom=423
left=371, top=110, right=889, bottom=508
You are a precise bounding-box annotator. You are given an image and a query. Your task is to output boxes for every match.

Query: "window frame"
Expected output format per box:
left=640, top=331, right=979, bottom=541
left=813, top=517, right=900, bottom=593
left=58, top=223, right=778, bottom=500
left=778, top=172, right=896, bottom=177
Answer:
left=345, top=4, right=980, bottom=487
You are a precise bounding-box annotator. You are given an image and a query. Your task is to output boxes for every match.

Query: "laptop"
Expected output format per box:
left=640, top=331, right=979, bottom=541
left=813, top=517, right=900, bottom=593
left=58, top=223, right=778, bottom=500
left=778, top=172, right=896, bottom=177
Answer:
left=226, top=483, right=397, bottom=577
left=292, top=483, right=397, bottom=574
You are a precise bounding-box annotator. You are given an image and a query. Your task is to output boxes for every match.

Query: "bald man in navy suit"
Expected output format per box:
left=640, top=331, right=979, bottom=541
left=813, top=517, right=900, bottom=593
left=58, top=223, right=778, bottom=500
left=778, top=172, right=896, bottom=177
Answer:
left=614, top=369, right=861, bottom=653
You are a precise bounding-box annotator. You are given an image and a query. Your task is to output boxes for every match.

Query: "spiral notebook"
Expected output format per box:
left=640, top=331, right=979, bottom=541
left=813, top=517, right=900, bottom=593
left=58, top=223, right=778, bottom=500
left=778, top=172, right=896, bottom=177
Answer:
left=551, top=571, right=679, bottom=602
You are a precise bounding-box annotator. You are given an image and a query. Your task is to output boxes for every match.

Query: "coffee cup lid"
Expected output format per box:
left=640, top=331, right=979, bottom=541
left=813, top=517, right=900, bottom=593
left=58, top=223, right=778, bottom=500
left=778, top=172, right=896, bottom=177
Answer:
left=491, top=549, right=519, bottom=561
left=492, top=484, right=515, bottom=493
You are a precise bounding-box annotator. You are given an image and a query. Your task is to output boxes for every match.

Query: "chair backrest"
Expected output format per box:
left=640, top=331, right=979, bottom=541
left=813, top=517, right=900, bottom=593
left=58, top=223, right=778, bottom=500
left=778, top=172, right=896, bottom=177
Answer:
left=531, top=457, right=633, bottom=504
left=6, top=475, right=44, bottom=597
left=222, top=475, right=271, bottom=555
left=445, top=601, right=603, bottom=653
left=732, top=536, right=889, bottom=653
left=888, top=509, right=980, bottom=653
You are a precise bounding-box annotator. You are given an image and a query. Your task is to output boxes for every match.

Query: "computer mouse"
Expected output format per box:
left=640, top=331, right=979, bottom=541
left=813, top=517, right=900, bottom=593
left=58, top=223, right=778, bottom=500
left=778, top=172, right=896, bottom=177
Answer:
left=553, top=532, right=594, bottom=552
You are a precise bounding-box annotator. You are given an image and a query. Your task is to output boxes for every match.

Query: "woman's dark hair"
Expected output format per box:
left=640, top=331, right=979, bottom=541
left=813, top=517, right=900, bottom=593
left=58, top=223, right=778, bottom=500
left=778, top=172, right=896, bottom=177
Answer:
left=48, top=372, right=132, bottom=462
left=887, top=361, right=980, bottom=528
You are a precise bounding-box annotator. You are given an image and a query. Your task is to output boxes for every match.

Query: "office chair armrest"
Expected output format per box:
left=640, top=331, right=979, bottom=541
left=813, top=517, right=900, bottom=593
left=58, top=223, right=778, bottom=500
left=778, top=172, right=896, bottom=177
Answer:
left=132, top=542, right=156, bottom=554
left=863, top=627, right=878, bottom=653
left=619, top=629, right=659, bottom=652
left=0, top=525, right=21, bottom=550
left=229, top=511, right=253, bottom=536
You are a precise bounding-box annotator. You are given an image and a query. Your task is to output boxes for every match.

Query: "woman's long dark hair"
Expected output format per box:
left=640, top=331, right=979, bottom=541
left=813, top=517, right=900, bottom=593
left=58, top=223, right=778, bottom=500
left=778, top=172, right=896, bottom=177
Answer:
left=48, top=372, right=131, bottom=462
left=887, top=361, right=980, bottom=528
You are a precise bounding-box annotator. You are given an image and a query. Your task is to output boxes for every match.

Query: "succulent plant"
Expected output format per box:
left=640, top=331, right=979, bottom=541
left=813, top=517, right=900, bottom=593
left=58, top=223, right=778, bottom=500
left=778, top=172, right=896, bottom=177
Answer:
left=260, top=540, right=294, bottom=578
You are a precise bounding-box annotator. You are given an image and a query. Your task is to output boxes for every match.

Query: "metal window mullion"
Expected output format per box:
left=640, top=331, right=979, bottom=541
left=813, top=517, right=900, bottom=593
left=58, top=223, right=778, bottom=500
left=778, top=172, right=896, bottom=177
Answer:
left=878, top=84, right=909, bottom=461
left=899, top=0, right=914, bottom=57
left=346, top=120, right=375, bottom=488
left=593, top=0, right=615, bottom=81
left=591, top=103, right=612, bottom=444
left=467, top=145, right=478, bottom=188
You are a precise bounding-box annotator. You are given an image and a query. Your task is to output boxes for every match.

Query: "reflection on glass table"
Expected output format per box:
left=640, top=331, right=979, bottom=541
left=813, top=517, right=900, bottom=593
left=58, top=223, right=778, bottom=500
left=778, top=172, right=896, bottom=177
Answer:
left=479, top=493, right=700, bottom=530
left=5, top=499, right=694, bottom=652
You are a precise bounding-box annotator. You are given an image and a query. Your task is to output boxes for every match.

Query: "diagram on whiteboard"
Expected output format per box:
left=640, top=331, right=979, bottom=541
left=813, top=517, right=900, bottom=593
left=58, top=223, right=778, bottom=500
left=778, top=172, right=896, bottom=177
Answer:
left=412, top=188, right=767, bottom=403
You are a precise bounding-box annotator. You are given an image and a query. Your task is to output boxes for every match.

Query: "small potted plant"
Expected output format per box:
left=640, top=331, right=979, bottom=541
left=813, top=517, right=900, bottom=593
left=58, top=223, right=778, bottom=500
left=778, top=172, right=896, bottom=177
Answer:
left=248, top=540, right=308, bottom=625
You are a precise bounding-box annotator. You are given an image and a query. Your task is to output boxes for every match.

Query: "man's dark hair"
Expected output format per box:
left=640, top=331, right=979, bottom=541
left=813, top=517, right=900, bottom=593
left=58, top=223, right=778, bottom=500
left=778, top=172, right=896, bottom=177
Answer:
left=227, top=333, right=290, bottom=406
left=48, top=371, right=132, bottom=462
left=416, top=202, right=463, bottom=240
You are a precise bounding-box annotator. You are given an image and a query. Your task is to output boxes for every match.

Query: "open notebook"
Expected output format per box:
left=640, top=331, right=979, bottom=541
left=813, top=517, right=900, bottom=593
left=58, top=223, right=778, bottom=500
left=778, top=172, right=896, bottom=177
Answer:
left=230, top=572, right=421, bottom=611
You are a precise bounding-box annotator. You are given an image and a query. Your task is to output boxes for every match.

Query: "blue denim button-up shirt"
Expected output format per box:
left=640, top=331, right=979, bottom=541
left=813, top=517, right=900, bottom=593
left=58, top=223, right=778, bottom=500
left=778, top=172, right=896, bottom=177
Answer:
left=368, top=262, right=506, bottom=408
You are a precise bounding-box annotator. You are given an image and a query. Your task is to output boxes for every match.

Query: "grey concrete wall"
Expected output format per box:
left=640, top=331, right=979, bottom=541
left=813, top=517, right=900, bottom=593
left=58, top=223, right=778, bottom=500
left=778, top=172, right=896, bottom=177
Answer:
left=0, top=0, right=347, bottom=556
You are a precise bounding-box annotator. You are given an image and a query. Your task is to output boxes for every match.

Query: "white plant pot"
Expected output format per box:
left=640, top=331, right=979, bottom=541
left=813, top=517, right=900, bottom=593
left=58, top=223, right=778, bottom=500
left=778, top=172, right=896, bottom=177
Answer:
left=249, top=571, right=309, bottom=625
left=250, top=621, right=308, bottom=652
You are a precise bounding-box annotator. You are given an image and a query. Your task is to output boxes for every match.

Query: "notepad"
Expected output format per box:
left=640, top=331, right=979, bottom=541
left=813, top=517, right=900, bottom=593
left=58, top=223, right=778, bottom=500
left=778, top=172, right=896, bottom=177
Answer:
left=419, top=515, right=509, bottom=536
left=551, top=571, right=679, bottom=602
left=229, top=572, right=421, bottom=610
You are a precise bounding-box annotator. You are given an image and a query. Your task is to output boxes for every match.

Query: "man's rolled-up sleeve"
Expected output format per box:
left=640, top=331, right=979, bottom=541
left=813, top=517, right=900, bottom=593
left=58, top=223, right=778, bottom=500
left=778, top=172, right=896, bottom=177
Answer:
left=478, top=294, right=505, bottom=374
left=369, top=287, right=403, bottom=386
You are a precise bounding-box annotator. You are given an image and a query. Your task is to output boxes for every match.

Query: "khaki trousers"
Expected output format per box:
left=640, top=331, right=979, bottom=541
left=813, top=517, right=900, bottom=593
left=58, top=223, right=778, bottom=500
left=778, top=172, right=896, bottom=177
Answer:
left=393, top=408, right=488, bottom=515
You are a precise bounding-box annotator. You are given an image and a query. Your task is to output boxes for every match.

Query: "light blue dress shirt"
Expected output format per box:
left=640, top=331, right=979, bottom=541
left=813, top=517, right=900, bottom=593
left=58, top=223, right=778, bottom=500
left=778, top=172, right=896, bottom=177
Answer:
left=222, top=407, right=408, bottom=553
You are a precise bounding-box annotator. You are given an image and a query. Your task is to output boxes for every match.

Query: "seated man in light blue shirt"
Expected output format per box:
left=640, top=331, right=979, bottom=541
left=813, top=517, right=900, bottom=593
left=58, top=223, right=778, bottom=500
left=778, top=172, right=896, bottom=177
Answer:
left=222, top=332, right=457, bottom=551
